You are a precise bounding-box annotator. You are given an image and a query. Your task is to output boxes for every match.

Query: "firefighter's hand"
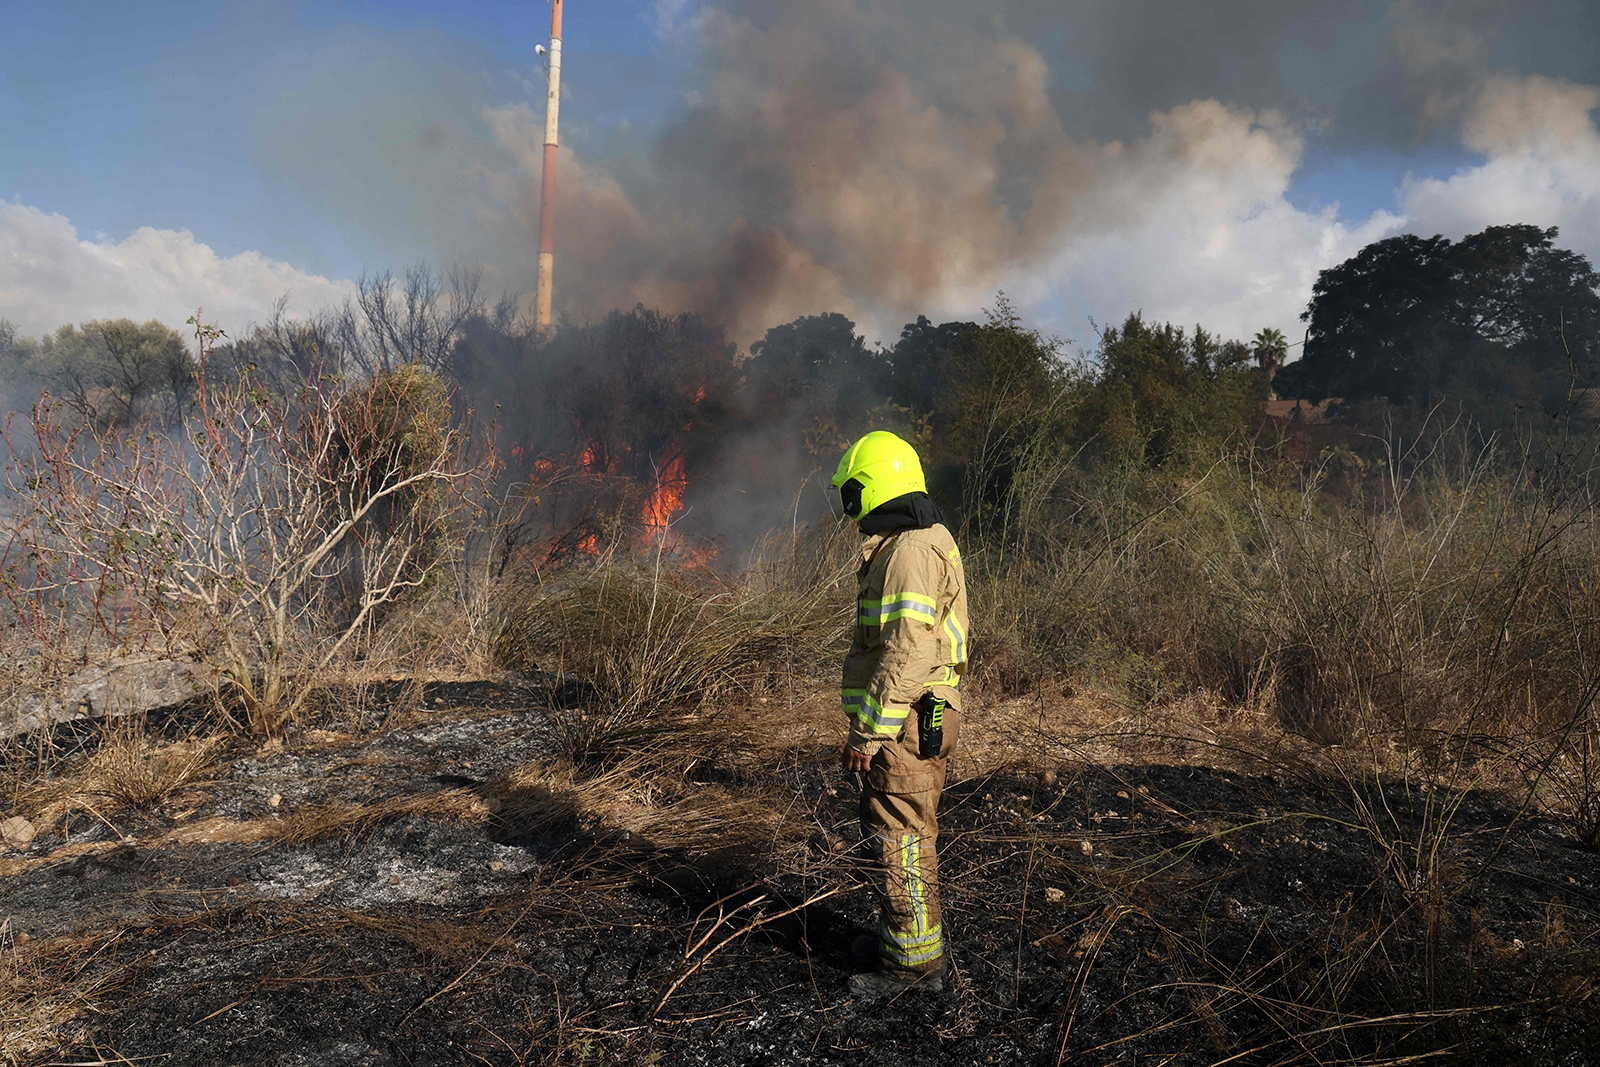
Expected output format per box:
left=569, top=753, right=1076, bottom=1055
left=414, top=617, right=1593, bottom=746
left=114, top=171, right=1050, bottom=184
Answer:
left=841, top=744, right=872, bottom=773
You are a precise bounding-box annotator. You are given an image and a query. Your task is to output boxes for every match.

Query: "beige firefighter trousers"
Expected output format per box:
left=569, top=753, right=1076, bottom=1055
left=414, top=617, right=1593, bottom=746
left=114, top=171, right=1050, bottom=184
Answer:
left=860, top=767, right=947, bottom=978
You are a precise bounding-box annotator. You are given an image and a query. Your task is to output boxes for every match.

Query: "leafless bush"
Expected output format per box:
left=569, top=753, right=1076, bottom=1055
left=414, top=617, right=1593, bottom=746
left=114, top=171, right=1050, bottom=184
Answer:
left=0, top=317, right=494, bottom=736
left=211, top=296, right=342, bottom=390
left=358, top=484, right=535, bottom=677
left=333, top=264, right=484, bottom=378
left=205, top=266, right=483, bottom=392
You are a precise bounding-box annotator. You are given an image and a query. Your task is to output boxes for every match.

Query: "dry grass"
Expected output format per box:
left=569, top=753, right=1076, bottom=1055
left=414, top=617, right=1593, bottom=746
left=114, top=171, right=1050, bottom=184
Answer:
left=265, top=789, right=495, bottom=846
left=2, top=405, right=1598, bottom=1062
left=494, top=524, right=854, bottom=764
left=488, top=757, right=795, bottom=868
left=0, top=923, right=129, bottom=1067
left=76, top=733, right=222, bottom=810
left=3, top=728, right=223, bottom=838
left=958, top=431, right=1600, bottom=855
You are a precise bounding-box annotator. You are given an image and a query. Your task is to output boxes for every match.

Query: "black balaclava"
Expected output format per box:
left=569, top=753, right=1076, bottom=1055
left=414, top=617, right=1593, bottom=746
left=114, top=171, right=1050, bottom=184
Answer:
left=858, top=491, right=944, bottom=536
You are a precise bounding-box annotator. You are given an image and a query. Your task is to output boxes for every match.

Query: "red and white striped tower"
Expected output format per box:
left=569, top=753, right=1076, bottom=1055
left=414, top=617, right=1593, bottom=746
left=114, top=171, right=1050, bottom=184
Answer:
left=534, top=0, right=564, bottom=334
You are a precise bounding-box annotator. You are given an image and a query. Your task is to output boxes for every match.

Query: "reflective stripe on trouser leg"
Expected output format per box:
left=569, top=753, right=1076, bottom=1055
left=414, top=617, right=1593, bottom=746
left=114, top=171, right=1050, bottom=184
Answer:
left=861, top=786, right=945, bottom=977
left=879, top=832, right=943, bottom=968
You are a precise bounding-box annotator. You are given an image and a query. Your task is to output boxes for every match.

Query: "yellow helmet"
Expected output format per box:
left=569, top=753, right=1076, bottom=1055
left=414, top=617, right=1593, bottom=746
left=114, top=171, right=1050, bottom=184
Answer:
left=831, top=431, right=926, bottom=521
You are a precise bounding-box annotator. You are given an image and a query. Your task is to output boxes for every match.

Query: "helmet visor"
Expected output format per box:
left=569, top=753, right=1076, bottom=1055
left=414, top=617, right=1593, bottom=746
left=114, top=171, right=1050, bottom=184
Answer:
left=839, top=477, right=865, bottom=518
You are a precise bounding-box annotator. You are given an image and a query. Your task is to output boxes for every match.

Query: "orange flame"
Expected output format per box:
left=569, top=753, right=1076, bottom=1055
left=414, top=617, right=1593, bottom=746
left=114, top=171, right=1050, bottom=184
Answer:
left=642, top=452, right=688, bottom=530
left=679, top=542, right=719, bottom=569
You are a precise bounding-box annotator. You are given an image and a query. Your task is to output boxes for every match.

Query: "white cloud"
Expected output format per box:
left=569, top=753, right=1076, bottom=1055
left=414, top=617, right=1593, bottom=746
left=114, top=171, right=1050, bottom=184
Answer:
left=18, top=75, right=1592, bottom=367
left=0, top=202, right=354, bottom=339
left=1401, top=74, right=1600, bottom=257
left=1020, top=100, right=1402, bottom=346
left=1024, top=76, right=1600, bottom=354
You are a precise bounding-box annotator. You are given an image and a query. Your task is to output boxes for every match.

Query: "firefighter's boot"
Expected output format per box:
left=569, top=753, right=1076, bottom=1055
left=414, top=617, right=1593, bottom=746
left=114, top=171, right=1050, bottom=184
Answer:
left=849, top=961, right=946, bottom=998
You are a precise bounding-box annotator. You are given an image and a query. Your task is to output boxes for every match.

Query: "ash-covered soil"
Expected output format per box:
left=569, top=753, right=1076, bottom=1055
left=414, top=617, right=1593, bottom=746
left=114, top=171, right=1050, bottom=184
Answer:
left=5, top=680, right=1600, bottom=1066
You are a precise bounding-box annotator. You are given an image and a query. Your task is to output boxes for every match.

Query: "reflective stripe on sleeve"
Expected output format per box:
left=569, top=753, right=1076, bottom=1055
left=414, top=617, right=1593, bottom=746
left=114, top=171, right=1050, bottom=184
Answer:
left=858, top=591, right=938, bottom=627
left=943, top=612, right=968, bottom=666
left=841, top=688, right=906, bottom=734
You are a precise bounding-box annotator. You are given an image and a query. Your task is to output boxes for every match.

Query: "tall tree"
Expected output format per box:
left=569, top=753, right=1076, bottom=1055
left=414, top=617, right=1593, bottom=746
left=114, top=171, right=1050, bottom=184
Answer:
left=743, top=312, right=894, bottom=458
left=3, top=319, right=196, bottom=428
left=1279, top=225, right=1600, bottom=422
left=1252, top=327, right=1288, bottom=399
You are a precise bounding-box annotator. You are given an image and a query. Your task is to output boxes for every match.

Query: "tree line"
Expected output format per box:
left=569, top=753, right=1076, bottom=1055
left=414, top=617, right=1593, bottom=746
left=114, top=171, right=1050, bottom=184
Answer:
left=2, top=222, right=1596, bottom=537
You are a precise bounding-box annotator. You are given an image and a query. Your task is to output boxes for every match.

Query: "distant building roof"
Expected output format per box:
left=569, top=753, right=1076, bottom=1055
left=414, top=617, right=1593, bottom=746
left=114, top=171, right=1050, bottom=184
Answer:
left=1566, top=389, right=1600, bottom=418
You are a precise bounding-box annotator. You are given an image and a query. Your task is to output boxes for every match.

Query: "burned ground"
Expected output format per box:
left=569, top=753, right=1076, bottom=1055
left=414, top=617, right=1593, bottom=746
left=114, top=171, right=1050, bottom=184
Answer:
left=3, top=680, right=1600, bottom=1066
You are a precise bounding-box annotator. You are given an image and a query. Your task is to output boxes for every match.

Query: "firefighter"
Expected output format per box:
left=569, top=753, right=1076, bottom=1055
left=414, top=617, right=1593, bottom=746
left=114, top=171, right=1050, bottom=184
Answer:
left=832, top=430, right=969, bottom=997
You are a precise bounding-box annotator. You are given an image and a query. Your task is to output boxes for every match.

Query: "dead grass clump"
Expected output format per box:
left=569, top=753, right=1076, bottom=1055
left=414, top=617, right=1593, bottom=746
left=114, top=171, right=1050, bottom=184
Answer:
left=0, top=923, right=127, bottom=1066
left=494, top=524, right=854, bottom=763
left=1528, top=724, right=1600, bottom=850
left=489, top=759, right=791, bottom=868
left=76, top=733, right=222, bottom=811
left=3, top=728, right=224, bottom=838
left=267, top=790, right=493, bottom=846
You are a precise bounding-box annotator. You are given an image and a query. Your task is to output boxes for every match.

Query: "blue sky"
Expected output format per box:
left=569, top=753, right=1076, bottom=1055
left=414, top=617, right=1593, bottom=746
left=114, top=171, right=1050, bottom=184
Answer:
left=2, top=0, right=1441, bottom=274
left=1, top=1, right=674, bottom=277
left=2, top=1, right=1596, bottom=345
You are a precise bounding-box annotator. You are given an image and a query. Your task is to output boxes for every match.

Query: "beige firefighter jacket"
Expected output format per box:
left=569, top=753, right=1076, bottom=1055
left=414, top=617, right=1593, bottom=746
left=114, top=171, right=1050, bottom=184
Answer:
left=841, top=523, right=970, bottom=790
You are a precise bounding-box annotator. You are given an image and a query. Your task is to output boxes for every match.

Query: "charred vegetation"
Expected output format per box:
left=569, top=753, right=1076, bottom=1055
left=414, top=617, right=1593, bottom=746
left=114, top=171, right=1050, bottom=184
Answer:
left=4, top=227, right=1600, bottom=1064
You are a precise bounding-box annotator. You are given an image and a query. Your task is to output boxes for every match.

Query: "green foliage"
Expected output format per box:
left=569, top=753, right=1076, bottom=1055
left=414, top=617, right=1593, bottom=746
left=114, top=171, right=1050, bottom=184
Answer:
left=333, top=363, right=454, bottom=507
left=1251, top=327, right=1287, bottom=367
left=743, top=312, right=893, bottom=458
left=1252, top=326, right=1288, bottom=396
left=1280, top=224, right=1600, bottom=426
left=738, top=298, right=1264, bottom=549
left=1076, top=314, right=1262, bottom=471
left=897, top=297, right=1076, bottom=545
left=0, top=318, right=195, bottom=428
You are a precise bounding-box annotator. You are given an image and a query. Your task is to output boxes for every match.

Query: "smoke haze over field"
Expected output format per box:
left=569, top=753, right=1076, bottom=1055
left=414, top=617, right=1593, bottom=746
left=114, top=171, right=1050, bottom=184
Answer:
left=1, top=0, right=1599, bottom=345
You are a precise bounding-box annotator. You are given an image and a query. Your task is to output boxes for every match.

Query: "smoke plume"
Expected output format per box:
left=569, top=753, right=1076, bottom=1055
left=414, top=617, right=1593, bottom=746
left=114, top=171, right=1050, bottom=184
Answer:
left=7, top=0, right=1600, bottom=347
left=459, top=0, right=1597, bottom=344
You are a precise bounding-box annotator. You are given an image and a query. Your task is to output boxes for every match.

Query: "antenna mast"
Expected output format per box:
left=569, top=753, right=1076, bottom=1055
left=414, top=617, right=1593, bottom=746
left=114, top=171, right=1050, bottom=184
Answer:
left=535, top=0, right=563, bottom=334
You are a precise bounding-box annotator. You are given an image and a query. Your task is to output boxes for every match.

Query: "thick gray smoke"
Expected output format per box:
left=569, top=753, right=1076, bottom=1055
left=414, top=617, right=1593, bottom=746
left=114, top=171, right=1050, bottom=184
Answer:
left=479, top=0, right=1600, bottom=341
left=7, top=2, right=1599, bottom=344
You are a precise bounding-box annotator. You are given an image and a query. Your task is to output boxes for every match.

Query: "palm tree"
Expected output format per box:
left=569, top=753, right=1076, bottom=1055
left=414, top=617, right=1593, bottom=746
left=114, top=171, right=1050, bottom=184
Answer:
left=1252, top=327, right=1288, bottom=400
